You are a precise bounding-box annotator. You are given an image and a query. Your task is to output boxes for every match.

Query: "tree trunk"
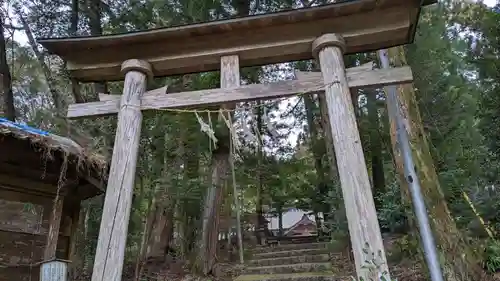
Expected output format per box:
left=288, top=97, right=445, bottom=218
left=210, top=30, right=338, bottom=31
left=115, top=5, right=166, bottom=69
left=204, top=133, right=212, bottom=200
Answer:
left=142, top=119, right=167, bottom=260
left=0, top=15, right=16, bottom=121
left=160, top=208, right=175, bottom=256
left=255, top=104, right=265, bottom=245
left=225, top=190, right=233, bottom=260
left=143, top=200, right=162, bottom=257
left=70, top=0, right=79, bottom=35
left=383, top=46, right=485, bottom=281
left=146, top=205, right=176, bottom=258
left=179, top=204, right=189, bottom=259
left=314, top=211, right=322, bottom=235
left=180, top=127, right=201, bottom=259
left=199, top=141, right=229, bottom=274
left=87, top=0, right=107, bottom=96
left=351, top=90, right=360, bottom=118
left=68, top=0, right=86, bottom=103
left=135, top=178, right=151, bottom=281
left=277, top=205, right=283, bottom=237
left=191, top=0, right=249, bottom=266
left=197, top=54, right=240, bottom=275
left=366, top=89, right=385, bottom=209
left=16, top=11, right=64, bottom=113
left=146, top=116, right=183, bottom=259
left=304, top=95, right=330, bottom=224
left=317, top=88, right=345, bottom=231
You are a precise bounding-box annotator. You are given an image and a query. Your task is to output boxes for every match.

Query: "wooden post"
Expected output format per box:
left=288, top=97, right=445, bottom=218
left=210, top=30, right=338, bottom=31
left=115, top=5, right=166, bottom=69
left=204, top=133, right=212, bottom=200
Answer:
left=312, top=34, right=390, bottom=281
left=221, top=54, right=245, bottom=264
left=67, top=202, right=81, bottom=260
left=44, top=195, right=64, bottom=261
left=91, top=59, right=152, bottom=281
left=41, top=195, right=65, bottom=281
left=66, top=202, right=81, bottom=280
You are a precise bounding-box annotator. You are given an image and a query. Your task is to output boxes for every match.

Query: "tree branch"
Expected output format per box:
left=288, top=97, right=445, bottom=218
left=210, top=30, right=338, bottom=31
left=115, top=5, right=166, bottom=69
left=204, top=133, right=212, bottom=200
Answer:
left=3, top=24, right=23, bottom=30
left=15, top=7, right=64, bottom=113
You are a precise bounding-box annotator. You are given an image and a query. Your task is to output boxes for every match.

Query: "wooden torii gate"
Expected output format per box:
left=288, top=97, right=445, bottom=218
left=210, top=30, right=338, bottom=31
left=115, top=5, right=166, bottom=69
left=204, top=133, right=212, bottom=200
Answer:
left=38, top=1, right=436, bottom=280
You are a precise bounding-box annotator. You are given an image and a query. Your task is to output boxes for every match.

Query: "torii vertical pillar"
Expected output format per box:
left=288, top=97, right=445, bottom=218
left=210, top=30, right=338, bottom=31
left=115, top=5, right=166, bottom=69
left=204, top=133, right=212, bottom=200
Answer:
left=91, top=59, right=152, bottom=281
left=312, top=34, right=390, bottom=281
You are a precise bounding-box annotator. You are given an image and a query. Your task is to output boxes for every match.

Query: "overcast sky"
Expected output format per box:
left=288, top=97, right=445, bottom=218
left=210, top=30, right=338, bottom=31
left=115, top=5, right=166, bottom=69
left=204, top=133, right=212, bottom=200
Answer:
left=481, top=0, right=497, bottom=5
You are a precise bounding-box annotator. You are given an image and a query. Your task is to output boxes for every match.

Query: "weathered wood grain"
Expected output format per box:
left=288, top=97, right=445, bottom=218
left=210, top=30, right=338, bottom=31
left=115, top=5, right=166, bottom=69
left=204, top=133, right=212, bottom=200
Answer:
left=0, top=230, right=69, bottom=263
left=313, top=33, right=390, bottom=281
left=91, top=59, right=151, bottom=281
left=67, top=203, right=81, bottom=260
left=222, top=55, right=245, bottom=264
left=0, top=162, right=77, bottom=188
left=200, top=55, right=241, bottom=274
left=67, top=65, right=412, bottom=119
left=37, top=0, right=436, bottom=82
left=0, top=198, right=44, bottom=234
left=43, top=195, right=64, bottom=261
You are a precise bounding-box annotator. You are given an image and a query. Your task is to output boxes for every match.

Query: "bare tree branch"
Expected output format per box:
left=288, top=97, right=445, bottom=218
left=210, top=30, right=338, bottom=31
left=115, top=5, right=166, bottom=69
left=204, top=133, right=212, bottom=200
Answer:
left=0, top=14, right=16, bottom=120
left=3, top=24, right=23, bottom=30
left=14, top=7, right=64, bottom=113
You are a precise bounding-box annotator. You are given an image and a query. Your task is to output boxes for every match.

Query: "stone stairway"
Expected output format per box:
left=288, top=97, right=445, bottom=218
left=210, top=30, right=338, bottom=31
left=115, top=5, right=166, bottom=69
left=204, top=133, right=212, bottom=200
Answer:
left=235, top=242, right=337, bottom=281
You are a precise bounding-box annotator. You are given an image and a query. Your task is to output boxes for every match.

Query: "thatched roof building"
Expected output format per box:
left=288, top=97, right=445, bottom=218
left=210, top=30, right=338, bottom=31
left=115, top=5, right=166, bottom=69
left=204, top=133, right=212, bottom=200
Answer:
left=0, top=118, right=108, bottom=281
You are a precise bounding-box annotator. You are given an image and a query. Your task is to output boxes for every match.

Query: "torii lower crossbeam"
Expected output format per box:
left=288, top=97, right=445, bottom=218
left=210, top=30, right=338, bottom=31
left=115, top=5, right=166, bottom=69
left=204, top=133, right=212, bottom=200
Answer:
left=67, top=65, right=412, bottom=119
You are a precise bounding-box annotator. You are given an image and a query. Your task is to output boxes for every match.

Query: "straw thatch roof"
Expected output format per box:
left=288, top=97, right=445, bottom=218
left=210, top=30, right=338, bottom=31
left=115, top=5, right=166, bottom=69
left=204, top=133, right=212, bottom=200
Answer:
left=0, top=118, right=108, bottom=196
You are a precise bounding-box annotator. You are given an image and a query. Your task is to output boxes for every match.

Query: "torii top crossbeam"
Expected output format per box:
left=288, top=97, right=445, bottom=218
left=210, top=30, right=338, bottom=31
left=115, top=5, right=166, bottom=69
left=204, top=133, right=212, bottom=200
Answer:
left=38, top=0, right=435, bottom=82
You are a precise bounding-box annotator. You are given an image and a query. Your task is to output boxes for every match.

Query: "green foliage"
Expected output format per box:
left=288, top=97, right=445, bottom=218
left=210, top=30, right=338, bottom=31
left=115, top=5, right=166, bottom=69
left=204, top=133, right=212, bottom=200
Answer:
left=2, top=0, right=500, bottom=279
left=484, top=239, right=500, bottom=273
left=348, top=243, right=396, bottom=281
left=393, top=235, right=420, bottom=260
left=376, top=181, right=408, bottom=234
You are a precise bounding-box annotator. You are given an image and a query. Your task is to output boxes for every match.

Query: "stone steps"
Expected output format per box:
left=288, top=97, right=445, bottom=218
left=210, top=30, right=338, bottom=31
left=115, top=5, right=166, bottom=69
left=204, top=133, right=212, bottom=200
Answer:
left=244, top=263, right=332, bottom=275
left=248, top=254, right=330, bottom=267
left=252, top=242, right=329, bottom=254
left=253, top=248, right=329, bottom=259
left=266, top=236, right=326, bottom=245
left=235, top=241, right=337, bottom=281
left=234, top=273, right=336, bottom=281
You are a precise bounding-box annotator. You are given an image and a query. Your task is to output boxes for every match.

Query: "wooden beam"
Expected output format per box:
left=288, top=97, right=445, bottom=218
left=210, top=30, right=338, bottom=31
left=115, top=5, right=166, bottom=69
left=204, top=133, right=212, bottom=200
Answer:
left=67, top=202, right=81, bottom=260
left=0, top=137, right=78, bottom=174
left=67, top=65, right=413, bottom=119
left=98, top=93, right=115, bottom=101
left=91, top=59, right=151, bottom=281
left=65, top=18, right=408, bottom=82
left=97, top=61, right=374, bottom=101
left=221, top=55, right=244, bottom=264
left=0, top=161, right=78, bottom=185
left=0, top=161, right=102, bottom=203
left=82, top=174, right=105, bottom=192
left=200, top=55, right=241, bottom=275
left=0, top=185, right=54, bottom=206
left=36, top=1, right=432, bottom=82
left=313, top=33, right=390, bottom=280
left=44, top=195, right=64, bottom=261
left=0, top=172, right=72, bottom=197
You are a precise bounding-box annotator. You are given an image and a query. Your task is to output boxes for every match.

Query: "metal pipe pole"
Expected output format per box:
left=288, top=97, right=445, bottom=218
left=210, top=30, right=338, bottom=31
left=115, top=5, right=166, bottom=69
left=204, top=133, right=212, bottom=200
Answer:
left=377, top=49, right=444, bottom=281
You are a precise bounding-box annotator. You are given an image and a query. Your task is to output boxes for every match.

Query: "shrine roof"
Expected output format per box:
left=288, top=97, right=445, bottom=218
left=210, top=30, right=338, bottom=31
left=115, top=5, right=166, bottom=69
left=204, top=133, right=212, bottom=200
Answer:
left=38, top=0, right=436, bottom=82
left=0, top=118, right=107, bottom=200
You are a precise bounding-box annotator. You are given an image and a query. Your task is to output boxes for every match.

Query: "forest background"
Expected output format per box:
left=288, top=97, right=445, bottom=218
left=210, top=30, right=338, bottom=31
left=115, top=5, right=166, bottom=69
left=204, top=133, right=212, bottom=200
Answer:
left=1, top=0, right=500, bottom=280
